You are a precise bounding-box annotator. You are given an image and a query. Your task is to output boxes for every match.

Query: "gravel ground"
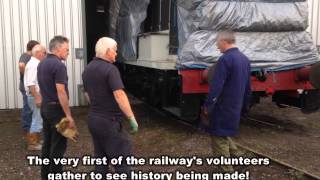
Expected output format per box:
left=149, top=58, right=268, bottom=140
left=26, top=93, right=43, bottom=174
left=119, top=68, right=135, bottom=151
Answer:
left=0, top=97, right=319, bottom=180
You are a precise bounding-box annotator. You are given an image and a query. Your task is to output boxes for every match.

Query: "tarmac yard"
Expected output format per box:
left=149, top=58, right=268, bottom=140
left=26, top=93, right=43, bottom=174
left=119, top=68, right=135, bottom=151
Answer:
left=0, top=97, right=319, bottom=180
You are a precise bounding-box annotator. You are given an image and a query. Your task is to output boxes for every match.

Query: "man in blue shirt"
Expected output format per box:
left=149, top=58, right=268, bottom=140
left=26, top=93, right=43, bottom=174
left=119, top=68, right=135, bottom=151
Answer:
left=82, top=37, right=138, bottom=177
left=204, top=31, right=251, bottom=173
left=38, top=36, right=76, bottom=180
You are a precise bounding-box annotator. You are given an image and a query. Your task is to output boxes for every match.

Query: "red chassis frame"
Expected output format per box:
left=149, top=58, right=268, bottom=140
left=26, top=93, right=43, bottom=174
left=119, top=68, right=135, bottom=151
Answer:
left=178, top=67, right=314, bottom=95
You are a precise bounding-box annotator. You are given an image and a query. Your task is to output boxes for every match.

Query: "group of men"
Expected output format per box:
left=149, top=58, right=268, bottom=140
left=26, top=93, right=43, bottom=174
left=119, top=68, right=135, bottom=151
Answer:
left=19, top=36, right=138, bottom=180
left=18, top=30, right=250, bottom=179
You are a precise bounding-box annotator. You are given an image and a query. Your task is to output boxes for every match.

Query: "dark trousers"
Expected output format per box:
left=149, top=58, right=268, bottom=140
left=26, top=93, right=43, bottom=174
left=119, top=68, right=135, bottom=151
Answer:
left=88, top=114, right=132, bottom=177
left=40, top=104, right=67, bottom=180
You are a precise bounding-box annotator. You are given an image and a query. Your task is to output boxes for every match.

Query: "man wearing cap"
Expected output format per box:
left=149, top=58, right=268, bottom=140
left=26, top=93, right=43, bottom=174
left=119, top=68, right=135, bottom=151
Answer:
left=82, top=37, right=138, bottom=177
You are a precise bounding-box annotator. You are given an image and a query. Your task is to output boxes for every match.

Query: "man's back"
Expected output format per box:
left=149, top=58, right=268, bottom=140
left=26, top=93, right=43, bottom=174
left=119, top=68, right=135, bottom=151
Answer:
left=37, top=54, right=68, bottom=103
left=218, top=48, right=250, bottom=110
left=24, top=57, right=40, bottom=95
left=206, top=47, right=251, bottom=136
left=82, top=57, right=124, bottom=117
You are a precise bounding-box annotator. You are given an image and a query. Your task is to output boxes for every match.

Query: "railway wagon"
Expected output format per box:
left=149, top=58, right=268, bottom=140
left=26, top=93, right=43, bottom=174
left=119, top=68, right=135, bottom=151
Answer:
left=87, top=0, right=320, bottom=122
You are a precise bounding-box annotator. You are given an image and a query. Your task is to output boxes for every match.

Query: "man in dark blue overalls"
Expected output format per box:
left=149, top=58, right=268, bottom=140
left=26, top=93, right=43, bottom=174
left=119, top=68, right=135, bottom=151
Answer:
left=204, top=31, right=251, bottom=173
left=82, top=37, right=138, bottom=177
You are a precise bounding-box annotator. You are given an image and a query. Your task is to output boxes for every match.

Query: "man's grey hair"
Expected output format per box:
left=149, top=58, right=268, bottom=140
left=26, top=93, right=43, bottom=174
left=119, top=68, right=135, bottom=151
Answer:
left=217, top=31, right=236, bottom=44
left=49, top=35, right=69, bottom=52
left=95, top=37, right=117, bottom=58
left=31, top=44, right=45, bottom=56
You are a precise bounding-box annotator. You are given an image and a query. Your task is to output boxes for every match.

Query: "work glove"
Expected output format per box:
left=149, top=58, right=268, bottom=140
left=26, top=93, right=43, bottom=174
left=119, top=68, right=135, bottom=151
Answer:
left=128, top=117, right=138, bottom=134
left=56, top=117, right=79, bottom=142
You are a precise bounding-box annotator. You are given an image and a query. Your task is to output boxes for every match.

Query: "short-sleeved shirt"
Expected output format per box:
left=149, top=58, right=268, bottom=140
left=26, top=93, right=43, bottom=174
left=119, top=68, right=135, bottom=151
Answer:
left=37, top=54, right=69, bottom=104
left=24, top=57, right=40, bottom=96
left=82, top=57, right=124, bottom=117
left=19, top=53, right=32, bottom=91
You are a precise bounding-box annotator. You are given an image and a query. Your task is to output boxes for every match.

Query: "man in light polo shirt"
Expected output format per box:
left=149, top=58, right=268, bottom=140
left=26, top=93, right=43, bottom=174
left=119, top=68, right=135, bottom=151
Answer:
left=24, top=44, right=47, bottom=151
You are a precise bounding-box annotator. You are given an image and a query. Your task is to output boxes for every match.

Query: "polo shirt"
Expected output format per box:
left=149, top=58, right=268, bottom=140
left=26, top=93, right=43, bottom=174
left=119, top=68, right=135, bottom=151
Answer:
left=19, top=53, right=32, bottom=91
left=37, top=54, right=69, bottom=104
left=82, top=57, right=124, bottom=117
left=24, top=57, right=40, bottom=96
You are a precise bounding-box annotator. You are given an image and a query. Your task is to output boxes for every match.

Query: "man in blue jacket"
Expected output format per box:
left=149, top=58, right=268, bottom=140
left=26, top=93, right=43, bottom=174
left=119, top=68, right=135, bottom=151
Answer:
left=204, top=31, right=251, bottom=173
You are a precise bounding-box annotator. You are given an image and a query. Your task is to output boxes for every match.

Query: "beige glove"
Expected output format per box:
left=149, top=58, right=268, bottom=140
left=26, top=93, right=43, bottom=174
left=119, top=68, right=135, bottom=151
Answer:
left=55, top=117, right=79, bottom=142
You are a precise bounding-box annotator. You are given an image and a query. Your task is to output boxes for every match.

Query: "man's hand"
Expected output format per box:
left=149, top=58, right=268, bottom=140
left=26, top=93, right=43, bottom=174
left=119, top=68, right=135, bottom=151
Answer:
left=200, top=106, right=209, bottom=127
left=35, top=95, right=42, bottom=108
left=128, top=117, right=138, bottom=134
left=66, top=116, right=76, bottom=129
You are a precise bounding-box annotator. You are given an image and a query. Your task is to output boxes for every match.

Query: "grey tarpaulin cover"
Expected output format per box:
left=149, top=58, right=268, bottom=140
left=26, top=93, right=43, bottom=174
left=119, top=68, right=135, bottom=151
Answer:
left=107, top=0, right=149, bottom=61
left=197, top=1, right=308, bottom=32
left=179, top=30, right=319, bottom=71
left=177, top=0, right=320, bottom=70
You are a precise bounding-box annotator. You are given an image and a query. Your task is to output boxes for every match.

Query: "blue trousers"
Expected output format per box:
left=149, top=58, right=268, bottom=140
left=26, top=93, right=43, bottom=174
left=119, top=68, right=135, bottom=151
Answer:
left=88, top=114, right=132, bottom=177
left=27, top=96, right=43, bottom=133
left=20, top=89, right=32, bottom=131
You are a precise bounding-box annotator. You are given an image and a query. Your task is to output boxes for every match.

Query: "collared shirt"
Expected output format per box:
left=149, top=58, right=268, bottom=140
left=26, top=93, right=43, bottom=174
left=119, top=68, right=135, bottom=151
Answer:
left=82, top=57, right=124, bottom=117
left=24, top=57, right=41, bottom=96
left=37, top=54, right=69, bottom=104
left=19, top=53, right=31, bottom=91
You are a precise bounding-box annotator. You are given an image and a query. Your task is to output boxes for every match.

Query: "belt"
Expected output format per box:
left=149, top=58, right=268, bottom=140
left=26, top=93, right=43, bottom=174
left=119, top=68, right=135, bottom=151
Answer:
left=47, top=101, right=60, bottom=105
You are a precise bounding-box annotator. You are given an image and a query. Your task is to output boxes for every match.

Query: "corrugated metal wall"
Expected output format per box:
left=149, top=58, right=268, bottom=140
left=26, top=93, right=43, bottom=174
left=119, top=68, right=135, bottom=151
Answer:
left=0, top=0, right=319, bottom=109
left=0, top=0, right=85, bottom=109
left=308, top=0, right=320, bottom=46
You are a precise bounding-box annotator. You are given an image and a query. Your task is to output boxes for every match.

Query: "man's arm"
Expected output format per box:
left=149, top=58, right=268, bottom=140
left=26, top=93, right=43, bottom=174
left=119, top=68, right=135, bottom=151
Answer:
left=28, top=85, right=42, bottom=107
left=56, top=83, right=75, bottom=128
left=113, top=89, right=134, bottom=118
left=204, top=58, right=228, bottom=111
left=113, top=89, right=138, bottom=133
left=19, top=63, right=26, bottom=75
left=84, top=92, right=90, bottom=104
left=242, top=67, right=252, bottom=115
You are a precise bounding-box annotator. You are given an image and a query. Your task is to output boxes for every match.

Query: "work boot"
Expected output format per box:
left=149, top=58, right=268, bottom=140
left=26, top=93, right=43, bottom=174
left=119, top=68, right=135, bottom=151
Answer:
left=27, top=133, right=42, bottom=151
left=36, top=132, right=43, bottom=145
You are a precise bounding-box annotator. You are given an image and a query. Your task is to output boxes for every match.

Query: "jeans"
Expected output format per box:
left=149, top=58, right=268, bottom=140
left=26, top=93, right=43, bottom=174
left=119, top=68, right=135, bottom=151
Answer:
left=88, top=114, right=132, bottom=177
left=20, top=89, right=32, bottom=131
left=40, top=104, right=67, bottom=180
left=27, top=96, right=43, bottom=133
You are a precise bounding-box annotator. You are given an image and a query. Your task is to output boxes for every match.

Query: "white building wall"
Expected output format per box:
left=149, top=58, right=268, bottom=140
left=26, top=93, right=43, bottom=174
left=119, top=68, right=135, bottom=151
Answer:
left=0, top=0, right=319, bottom=109
left=0, top=0, right=85, bottom=109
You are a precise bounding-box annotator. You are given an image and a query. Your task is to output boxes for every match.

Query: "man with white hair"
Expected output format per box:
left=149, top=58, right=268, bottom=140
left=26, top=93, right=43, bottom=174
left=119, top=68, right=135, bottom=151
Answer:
left=82, top=37, right=138, bottom=176
left=24, top=44, right=47, bottom=151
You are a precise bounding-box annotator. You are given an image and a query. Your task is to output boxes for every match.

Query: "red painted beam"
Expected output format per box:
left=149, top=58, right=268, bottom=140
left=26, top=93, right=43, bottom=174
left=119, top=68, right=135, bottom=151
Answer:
left=179, top=68, right=314, bottom=94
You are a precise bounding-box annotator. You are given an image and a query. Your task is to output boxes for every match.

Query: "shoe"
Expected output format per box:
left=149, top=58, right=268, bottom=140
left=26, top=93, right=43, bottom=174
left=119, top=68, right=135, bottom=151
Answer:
left=27, top=144, right=42, bottom=151
left=27, top=133, right=42, bottom=151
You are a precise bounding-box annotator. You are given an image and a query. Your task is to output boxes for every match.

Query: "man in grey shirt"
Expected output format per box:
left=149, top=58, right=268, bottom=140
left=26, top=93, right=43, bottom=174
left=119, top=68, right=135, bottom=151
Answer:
left=19, top=40, right=39, bottom=134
